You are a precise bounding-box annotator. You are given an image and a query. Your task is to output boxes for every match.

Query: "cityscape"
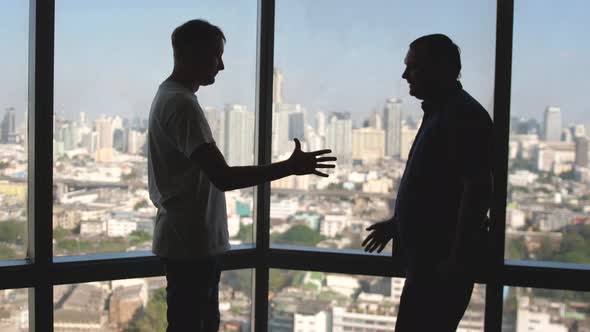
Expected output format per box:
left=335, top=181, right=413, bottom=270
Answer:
left=0, top=64, right=588, bottom=331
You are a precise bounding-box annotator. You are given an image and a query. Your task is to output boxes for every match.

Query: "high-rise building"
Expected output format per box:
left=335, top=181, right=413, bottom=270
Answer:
left=224, top=104, right=255, bottom=166
left=326, top=112, right=352, bottom=163
left=352, top=127, right=385, bottom=164
left=273, top=103, right=303, bottom=158
left=61, top=123, right=74, bottom=151
left=383, top=98, right=402, bottom=157
left=1, top=107, right=17, bottom=143
left=113, top=128, right=126, bottom=152
left=203, top=106, right=218, bottom=139
left=572, top=124, right=586, bottom=138
left=544, top=106, right=562, bottom=141
left=273, top=67, right=284, bottom=104
left=288, top=112, right=305, bottom=140
left=400, top=121, right=419, bottom=161
left=575, top=136, right=589, bottom=167
left=369, top=110, right=382, bottom=130
left=95, top=117, right=114, bottom=162
left=316, top=111, right=326, bottom=137
left=305, top=125, right=325, bottom=152
left=79, top=111, right=87, bottom=127
left=127, top=129, right=147, bottom=155
left=81, top=132, right=97, bottom=155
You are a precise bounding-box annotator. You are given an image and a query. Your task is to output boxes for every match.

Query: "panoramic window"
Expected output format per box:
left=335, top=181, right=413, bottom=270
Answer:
left=52, top=0, right=257, bottom=256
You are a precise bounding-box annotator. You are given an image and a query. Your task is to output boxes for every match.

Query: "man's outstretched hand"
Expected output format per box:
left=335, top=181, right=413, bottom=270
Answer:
left=362, top=219, right=397, bottom=253
left=287, top=138, right=336, bottom=177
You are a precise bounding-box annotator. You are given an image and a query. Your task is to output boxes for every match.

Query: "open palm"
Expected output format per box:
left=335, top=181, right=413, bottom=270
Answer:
left=288, top=138, right=336, bottom=177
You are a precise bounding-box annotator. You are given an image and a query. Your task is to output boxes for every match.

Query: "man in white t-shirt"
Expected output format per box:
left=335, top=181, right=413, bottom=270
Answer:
left=148, top=19, right=336, bottom=332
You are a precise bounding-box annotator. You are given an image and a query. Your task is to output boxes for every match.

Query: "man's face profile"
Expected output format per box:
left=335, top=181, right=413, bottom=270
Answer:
left=402, top=46, right=437, bottom=100
left=180, top=39, right=225, bottom=87
left=196, top=40, right=225, bottom=86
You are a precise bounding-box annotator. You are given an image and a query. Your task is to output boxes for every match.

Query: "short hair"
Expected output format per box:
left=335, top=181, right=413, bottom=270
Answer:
left=171, top=19, right=226, bottom=60
left=410, top=34, right=461, bottom=79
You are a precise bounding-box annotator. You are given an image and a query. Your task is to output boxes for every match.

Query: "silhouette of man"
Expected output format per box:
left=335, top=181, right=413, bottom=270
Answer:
left=362, top=34, right=492, bottom=331
left=148, top=19, right=336, bottom=332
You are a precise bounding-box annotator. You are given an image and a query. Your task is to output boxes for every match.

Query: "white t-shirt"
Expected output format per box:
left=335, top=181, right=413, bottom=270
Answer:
left=147, top=80, right=229, bottom=260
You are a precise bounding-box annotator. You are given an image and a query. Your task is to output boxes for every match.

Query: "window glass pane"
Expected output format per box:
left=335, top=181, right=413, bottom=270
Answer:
left=0, top=289, right=29, bottom=331
left=53, top=271, right=252, bottom=331
left=271, top=0, right=495, bottom=251
left=269, top=269, right=485, bottom=331
left=53, top=1, right=256, bottom=256
left=503, top=287, right=590, bottom=331
left=506, top=1, right=590, bottom=264
left=0, top=1, right=28, bottom=260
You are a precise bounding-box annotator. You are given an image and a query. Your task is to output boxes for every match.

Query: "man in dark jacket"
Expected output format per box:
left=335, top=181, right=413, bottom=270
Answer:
left=363, top=34, right=493, bottom=332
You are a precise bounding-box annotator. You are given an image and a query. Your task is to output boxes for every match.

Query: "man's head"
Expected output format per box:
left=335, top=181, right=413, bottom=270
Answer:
left=172, top=19, right=226, bottom=88
left=402, top=34, right=461, bottom=100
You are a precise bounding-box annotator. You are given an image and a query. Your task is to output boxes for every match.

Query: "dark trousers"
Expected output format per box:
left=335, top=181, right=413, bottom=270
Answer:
left=395, top=275, right=474, bottom=332
left=163, top=257, right=221, bottom=332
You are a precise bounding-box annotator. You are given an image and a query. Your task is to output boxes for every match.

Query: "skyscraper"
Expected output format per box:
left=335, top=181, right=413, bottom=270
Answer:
left=544, top=106, right=562, bottom=142
left=352, top=127, right=385, bottom=164
left=224, top=104, right=255, bottom=166
left=369, top=110, right=383, bottom=130
left=127, top=129, right=147, bottom=155
left=1, top=107, right=17, bottom=144
left=79, top=112, right=87, bottom=127
left=288, top=112, right=305, bottom=140
left=273, top=103, right=303, bottom=158
left=113, top=128, right=126, bottom=152
left=383, top=98, right=402, bottom=157
left=95, top=117, right=114, bottom=162
left=316, top=111, right=326, bottom=137
left=326, top=112, right=352, bottom=163
left=203, top=106, right=219, bottom=143
left=575, top=136, right=589, bottom=167
left=400, top=121, right=419, bottom=161
left=273, top=67, right=284, bottom=104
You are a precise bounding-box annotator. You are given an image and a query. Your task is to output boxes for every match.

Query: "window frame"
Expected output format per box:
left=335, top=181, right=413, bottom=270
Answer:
left=0, top=0, right=588, bottom=331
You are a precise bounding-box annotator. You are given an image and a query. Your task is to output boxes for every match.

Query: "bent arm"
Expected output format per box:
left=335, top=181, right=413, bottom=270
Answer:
left=190, top=143, right=293, bottom=192
left=450, top=172, right=492, bottom=263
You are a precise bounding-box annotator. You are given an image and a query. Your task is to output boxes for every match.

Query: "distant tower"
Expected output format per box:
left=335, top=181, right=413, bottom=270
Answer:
left=352, top=127, right=385, bottom=164
left=383, top=98, right=402, bottom=157
left=273, top=67, right=284, bottom=104
left=316, top=111, right=326, bottom=137
left=575, top=136, right=589, bottom=167
left=543, top=106, right=562, bottom=141
left=369, top=110, right=383, bottom=130
left=203, top=106, right=219, bottom=142
left=95, top=117, right=114, bottom=162
left=326, top=112, right=352, bottom=163
left=288, top=112, right=305, bottom=140
left=1, top=107, right=16, bottom=143
left=79, top=111, right=87, bottom=127
left=224, top=104, right=255, bottom=166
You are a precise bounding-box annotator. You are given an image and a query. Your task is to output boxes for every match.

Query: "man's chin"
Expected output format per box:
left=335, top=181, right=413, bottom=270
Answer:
left=201, top=78, right=216, bottom=86
left=409, top=88, right=424, bottom=100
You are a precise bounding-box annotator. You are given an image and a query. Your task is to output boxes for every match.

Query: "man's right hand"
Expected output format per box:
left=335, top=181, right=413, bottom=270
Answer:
left=287, top=138, right=337, bottom=177
left=362, top=219, right=397, bottom=253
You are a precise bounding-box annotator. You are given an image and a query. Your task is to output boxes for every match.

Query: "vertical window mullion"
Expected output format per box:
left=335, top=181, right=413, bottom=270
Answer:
left=254, top=0, right=275, bottom=331
left=27, top=0, right=55, bottom=331
left=486, top=0, right=514, bottom=331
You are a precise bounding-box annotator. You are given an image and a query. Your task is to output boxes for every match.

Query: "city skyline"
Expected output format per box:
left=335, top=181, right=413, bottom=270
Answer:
left=2, top=0, right=590, bottom=126
left=0, top=2, right=589, bottom=331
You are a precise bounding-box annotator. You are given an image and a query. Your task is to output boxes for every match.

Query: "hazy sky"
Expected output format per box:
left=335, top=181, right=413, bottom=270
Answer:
left=1, top=0, right=589, bottom=126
